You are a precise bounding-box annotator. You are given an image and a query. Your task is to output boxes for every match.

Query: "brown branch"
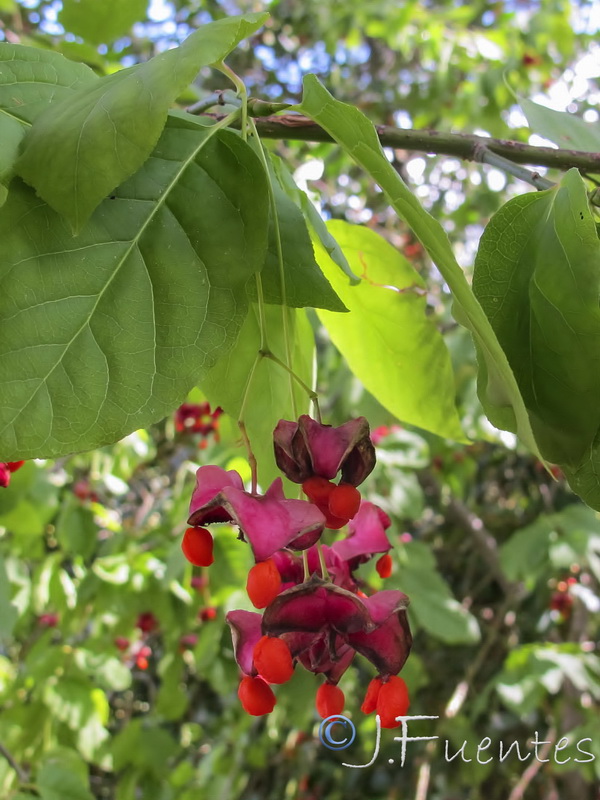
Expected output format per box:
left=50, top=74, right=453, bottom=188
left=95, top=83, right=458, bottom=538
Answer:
left=507, top=728, right=557, bottom=800
left=200, top=111, right=600, bottom=174
left=417, top=470, right=523, bottom=597
left=0, top=741, right=28, bottom=783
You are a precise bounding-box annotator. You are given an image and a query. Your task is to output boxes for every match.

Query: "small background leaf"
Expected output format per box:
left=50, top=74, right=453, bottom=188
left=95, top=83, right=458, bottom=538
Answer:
left=390, top=541, right=480, bottom=644
left=59, top=0, right=150, bottom=45
left=520, top=97, right=600, bottom=152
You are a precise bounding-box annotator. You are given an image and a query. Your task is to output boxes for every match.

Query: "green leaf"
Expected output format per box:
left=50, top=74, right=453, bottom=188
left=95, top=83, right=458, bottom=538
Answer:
left=496, top=644, right=600, bottom=714
left=392, top=541, right=480, bottom=644
left=17, top=13, right=269, bottom=231
left=0, top=43, right=96, bottom=200
left=269, top=153, right=359, bottom=284
left=111, top=720, right=178, bottom=776
left=314, top=220, right=465, bottom=440
left=55, top=496, right=98, bottom=561
left=37, top=763, right=95, bottom=800
left=246, top=150, right=346, bottom=311
left=473, top=169, right=600, bottom=487
left=59, top=0, right=149, bottom=45
left=200, top=304, right=315, bottom=490
left=0, top=122, right=268, bottom=460
left=520, top=98, right=600, bottom=151
left=296, top=75, right=541, bottom=458
left=500, top=504, right=600, bottom=585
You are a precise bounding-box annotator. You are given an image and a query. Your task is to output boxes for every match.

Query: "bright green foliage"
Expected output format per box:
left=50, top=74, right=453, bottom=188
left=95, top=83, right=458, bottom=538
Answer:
left=59, top=0, right=150, bottom=46
left=0, top=122, right=269, bottom=459
left=296, top=75, right=542, bottom=460
left=500, top=504, right=600, bottom=587
left=314, top=220, right=465, bottom=441
left=474, top=169, right=600, bottom=504
left=0, top=4, right=599, bottom=800
left=17, top=13, right=268, bottom=231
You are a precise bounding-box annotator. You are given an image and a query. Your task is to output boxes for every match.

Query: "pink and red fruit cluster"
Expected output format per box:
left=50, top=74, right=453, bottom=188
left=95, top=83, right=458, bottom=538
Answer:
left=181, top=414, right=412, bottom=726
left=0, top=460, right=25, bottom=488
left=174, top=402, right=222, bottom=449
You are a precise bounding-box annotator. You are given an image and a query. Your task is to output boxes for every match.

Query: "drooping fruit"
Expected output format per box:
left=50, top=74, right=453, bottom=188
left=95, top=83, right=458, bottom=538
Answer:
left=360, top=676, right=383, bottom=714
left=246, top=558, right=282, bottom=609
left=181, top=526, right=214, bottom=567
left=376, top=553, right=393, bottom=579
left=253, top=635, right=294, bottom=684
left=376, top=675, right=410, bottom=728
left=328, top=483, right=361, bottom=520
left=315, top=682, right=345, bottom=718
left=238, top=675, right=277, bottom=715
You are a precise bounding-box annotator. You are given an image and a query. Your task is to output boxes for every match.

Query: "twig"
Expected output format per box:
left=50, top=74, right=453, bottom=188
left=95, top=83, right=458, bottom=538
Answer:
left=472, top=143, right=555, bottom=191
left=417, top=471, right=523, bottom=597
left=0, top=741, right=28, bottom=783
left=507, top=728, right=557, bottom=800
left=201, top=111, right=600, bottom=175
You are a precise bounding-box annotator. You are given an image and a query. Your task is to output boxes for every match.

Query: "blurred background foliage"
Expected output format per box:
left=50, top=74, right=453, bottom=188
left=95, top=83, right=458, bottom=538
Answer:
left=0, top=0, right=599, bottom=798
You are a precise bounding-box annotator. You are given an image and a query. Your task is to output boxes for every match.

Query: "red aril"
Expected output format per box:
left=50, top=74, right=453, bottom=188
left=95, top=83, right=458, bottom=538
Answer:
left=238, top=675, right=276, bottom=715
left=328, top=483, right=361, bottom=520
left=360, top=676, right=383, bottom=714
left=181, top=527, right=214, bottom=567
left=246, top=559, right=282, bottom=609
left=376, top=553, right=393, bottom=579
left=302, top=476, right=336, bottom=505
left=253, top=635, right=294, bottom=684
left=323, top=511, right=349, bottom=530
left=315, top=683, right=345, bottom=718
left=376, top=675, right=410, bottom=728
left=6, top=461, right=25, bottom=472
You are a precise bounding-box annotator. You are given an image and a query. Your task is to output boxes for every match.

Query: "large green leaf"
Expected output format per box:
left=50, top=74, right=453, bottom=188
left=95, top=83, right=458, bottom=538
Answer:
left=296, top=75, right=541, bottom=458
left=0, top=121, right=268, bottom=460
left=0, top=44, right=96, bottom=199
left=246, top=149, right=346, bottom=311
left=314, top=220, right=465, bottom=440
left=17, top=13, right=268, bottom=231
left=200, top=304, right=314, bottom=490
left=59, top=0, right=149, bottom=45
left=520, top=98, right=600, bottom=152
left=473, top=169, right=600, bottom=499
